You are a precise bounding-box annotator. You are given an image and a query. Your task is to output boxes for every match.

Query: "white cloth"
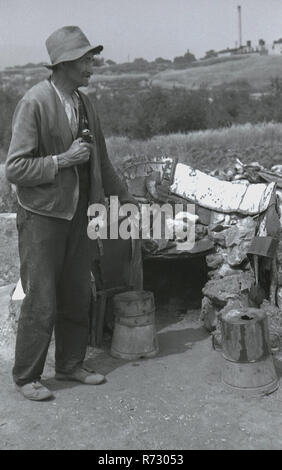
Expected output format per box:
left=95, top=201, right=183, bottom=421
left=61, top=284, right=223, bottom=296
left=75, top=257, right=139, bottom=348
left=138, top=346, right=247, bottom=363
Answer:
left=51, top=81, right=79, bottom=138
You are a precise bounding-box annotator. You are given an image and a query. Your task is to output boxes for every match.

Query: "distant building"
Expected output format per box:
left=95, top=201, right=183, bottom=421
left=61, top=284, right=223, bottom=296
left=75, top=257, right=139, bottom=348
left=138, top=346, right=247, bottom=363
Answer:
left=271, top=39, right=282, bottom=55
left=217, top=47, right=238, bottom=58
left=214, top=39, right=268, bottom=59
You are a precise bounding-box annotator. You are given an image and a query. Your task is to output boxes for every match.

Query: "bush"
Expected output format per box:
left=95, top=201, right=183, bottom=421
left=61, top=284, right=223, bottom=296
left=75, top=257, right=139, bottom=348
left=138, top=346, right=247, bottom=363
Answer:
left=2, top=76, right=282, bottom=154
left=93, top=86, right=209, bottom=139
left=0, top=86, right=22, bottom=161
left=92, top=79, right=282, bottom=140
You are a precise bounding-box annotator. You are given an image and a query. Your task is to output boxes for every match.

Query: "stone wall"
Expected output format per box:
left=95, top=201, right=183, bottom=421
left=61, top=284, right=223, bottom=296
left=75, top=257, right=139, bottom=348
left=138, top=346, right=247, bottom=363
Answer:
left=200, top=215, right=256, bottom=330
left=200, top=209, right=282, bottom=349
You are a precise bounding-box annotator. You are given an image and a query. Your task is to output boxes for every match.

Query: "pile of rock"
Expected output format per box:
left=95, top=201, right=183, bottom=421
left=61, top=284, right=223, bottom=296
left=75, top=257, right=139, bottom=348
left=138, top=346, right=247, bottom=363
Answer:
left=277, top=248, right=282, bottom=311
left=209, top=160, right=282, bottom=185
left=192, top=160, right=282, bottom=338
left=200, top=209, right=282, bottom=351
left=200, top=215, right=256, bottom=331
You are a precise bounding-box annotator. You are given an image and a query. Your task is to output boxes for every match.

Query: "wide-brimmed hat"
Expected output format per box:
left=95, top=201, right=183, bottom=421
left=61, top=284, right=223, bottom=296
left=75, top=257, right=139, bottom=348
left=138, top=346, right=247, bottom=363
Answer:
left=45, top=25, right=103, bottom=68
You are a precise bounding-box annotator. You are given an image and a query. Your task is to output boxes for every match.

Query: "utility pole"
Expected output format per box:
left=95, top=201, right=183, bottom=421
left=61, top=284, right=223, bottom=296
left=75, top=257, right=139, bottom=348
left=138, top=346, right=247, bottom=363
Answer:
left=238, top=5, right=242, bottom=48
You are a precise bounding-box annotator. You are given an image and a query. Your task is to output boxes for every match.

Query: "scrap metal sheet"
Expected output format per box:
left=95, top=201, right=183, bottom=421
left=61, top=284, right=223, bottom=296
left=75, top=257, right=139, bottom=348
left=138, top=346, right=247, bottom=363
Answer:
left=170, top=164, right=275, bottom=215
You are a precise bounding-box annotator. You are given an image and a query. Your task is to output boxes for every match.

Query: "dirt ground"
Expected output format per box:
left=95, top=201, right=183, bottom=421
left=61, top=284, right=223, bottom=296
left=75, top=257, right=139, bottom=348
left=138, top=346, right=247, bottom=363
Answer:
left=1, top=284, right=282, bottom=451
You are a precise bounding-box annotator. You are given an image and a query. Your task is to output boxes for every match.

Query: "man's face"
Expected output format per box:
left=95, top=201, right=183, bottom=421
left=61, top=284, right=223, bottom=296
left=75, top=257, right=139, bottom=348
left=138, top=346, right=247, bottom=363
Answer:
left=64, top=52, right=95, bottom=88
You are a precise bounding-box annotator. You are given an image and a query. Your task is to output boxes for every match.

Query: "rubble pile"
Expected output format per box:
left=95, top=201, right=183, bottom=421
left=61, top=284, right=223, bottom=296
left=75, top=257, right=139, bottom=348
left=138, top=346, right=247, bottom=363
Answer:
left=121, top=157, right=282, bottom=344
left=209, top=160, right=282, bottom=184
left=200, top=160, right=282, bottom=343
left=278, top=249, right=282, bottom=308
left=200, top=215, right=256, bottom=331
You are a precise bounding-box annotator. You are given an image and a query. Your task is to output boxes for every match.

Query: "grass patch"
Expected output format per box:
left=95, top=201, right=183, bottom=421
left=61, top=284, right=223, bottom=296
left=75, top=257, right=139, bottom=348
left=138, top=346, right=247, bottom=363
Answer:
left=106, top=122, right=282, bottom=172
left=152, top=55, right=282, bottom=91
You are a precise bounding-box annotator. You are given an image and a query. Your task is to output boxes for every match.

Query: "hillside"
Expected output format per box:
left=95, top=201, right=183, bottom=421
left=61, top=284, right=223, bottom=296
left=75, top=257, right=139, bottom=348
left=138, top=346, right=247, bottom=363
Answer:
left=151, top=55, right=282, bottom=91
left=2, top=54, right=282, bottom=159
left=2, top=54, right=282, bottom=96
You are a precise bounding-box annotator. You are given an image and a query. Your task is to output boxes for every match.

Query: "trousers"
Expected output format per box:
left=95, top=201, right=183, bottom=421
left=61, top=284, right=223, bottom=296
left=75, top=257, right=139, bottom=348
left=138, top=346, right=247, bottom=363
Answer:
left=12, top=192, right=92, bottom=386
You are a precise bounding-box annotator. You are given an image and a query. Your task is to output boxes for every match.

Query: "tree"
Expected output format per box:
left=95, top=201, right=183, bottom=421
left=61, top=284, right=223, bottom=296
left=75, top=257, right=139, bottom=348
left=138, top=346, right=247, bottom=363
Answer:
left=269, top=77, right=282, bottom=97
left=183, top=50, right=196, bottom=63
left=173, top=49, right=196, bottom=69
left=132, top=58, right=150, bottom=71
left=93, top=57, right=104, bottom=67
left=106, top=59, right=116, bottom=66
left=154, top=57, right=172, bottom=64
left=133, top=58, right=149, bottom=65
left=204, top=49, right=218, bottom=59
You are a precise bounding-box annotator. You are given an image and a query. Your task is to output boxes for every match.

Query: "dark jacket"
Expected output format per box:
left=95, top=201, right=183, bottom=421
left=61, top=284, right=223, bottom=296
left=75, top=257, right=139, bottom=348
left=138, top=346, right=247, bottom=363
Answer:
left=5, top=79, right=126, bottom=219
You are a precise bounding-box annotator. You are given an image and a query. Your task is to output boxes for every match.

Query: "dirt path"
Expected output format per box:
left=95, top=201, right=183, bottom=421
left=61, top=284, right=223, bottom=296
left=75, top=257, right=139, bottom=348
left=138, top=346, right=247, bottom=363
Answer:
left=1, top=290, right=282, bottom=450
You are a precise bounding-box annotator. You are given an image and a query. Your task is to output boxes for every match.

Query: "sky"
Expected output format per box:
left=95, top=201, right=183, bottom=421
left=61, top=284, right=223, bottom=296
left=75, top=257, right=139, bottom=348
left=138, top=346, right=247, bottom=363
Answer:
left=0, top=0, right=282, bottom=68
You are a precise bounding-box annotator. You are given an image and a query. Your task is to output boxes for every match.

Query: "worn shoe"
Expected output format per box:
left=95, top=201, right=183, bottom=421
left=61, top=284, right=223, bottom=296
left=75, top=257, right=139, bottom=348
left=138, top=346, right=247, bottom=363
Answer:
left=55, top=367, right=105, bottom=385
left=16, top=381, right=54, bottom=401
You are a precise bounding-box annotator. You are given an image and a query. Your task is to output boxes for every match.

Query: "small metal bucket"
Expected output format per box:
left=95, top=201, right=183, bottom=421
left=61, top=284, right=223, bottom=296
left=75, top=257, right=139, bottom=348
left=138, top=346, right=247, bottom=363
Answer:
left=219, top=307, right=279, bottom=396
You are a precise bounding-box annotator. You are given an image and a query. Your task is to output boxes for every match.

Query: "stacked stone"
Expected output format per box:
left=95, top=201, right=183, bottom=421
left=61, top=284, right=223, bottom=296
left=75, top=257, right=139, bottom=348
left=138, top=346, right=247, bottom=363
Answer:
left=200, top=215, right=256, bottom=331
left=195, top=223, right=208, bottom=242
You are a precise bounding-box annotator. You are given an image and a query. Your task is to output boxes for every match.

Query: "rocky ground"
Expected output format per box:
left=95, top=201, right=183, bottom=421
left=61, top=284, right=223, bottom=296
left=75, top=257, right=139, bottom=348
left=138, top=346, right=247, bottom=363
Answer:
left=1, top=286, right=282, bottom=451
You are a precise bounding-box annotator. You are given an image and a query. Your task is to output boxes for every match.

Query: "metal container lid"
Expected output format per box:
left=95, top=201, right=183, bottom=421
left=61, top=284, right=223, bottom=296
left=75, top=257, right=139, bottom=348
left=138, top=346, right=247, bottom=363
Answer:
left=221, top=307, right=266, bottom=325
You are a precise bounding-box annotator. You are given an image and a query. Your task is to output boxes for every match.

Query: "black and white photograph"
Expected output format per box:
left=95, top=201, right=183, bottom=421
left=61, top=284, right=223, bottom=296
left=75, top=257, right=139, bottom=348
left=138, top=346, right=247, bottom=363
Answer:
left=1, top=0, right=282, bottom=452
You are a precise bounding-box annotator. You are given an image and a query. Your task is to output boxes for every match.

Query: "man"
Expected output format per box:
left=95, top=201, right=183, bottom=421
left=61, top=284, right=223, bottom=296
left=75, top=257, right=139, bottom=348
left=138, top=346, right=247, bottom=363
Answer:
left=5, top=26, right=135, bottom=401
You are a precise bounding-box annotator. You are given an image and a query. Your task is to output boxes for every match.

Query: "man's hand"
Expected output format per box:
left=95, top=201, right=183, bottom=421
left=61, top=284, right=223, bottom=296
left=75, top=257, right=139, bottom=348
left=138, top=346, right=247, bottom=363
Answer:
left=57, top=138, right=92, bottom=169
